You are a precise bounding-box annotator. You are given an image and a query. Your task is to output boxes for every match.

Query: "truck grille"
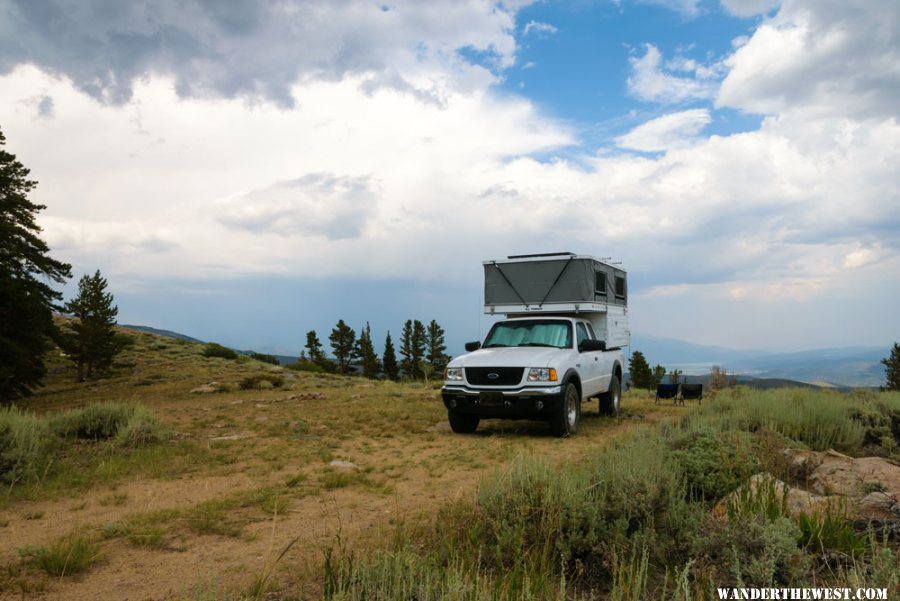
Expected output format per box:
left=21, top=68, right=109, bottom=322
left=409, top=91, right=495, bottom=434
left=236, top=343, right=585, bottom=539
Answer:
left=465, top=367, right=524, bottom=386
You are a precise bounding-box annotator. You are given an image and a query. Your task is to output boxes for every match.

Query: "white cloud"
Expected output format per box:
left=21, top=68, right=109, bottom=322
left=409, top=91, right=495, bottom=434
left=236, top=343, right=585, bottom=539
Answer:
left=717, top=0, right=900, bottom=119
left=216, top=174, right=377, bottom=240
left=522, top=20, right=558, bottom=37
left=615, top=109, right=711, bottom=151
left=0, top=0, right=523, bottom=106
left=627, top=44, right=718, bottom=103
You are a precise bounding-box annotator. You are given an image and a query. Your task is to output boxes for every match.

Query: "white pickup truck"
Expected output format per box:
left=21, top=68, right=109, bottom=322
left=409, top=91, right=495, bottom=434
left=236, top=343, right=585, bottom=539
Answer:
left=441, top=253, right=628, bottom=437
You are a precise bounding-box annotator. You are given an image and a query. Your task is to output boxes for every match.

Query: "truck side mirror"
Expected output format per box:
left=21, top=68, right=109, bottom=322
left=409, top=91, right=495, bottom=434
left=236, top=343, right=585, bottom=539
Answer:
left=578, top=339, right=606, bottom=352
left=465, top=341, right=482, bottom=352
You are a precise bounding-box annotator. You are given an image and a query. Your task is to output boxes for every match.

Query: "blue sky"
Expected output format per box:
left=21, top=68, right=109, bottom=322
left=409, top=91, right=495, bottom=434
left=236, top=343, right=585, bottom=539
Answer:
left=1, top=0, right=898, bottom=358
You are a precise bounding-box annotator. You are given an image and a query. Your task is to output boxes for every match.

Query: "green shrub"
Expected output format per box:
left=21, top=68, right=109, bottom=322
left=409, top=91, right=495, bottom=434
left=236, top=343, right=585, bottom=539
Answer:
left=115, top=406, right=170, bottom=447
left=50, top=402, right=167, bottom=447
left=285, top=360, right=325, bottom=373
left=201, top=343, right=238, bottom=360
left=462, top=435, right=700, bottom=579
left=725, top=474, right=789, bottom=524
left=251, top=353, right=280, bottom=365
left=687, top=389, right=866, bottom=453
left=667, top=425, right=759, bottom=503
left=0, top=406, right=54, bottom=485
left=696, top=513, right=807, bottom=587
left=847, top=399, right=900, bottom=456
left=24, top=534, right=103, bottom=576
left=324, top=544, right=564, bottom=601
left=798, top=510, right=867, bottom=557
left=50, top=402, right=135, bottom=440
left=239, top=374, right=286, bottom=390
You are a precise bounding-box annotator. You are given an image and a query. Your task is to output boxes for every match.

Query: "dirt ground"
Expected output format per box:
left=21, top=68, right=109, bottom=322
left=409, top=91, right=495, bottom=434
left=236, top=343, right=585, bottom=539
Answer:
left=1, top=332, right=680, bottom=600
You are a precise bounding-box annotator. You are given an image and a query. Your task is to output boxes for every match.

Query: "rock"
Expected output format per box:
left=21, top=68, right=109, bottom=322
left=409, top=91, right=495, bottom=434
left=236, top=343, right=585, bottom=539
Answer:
left=723, top=450, right=900, bottom=523
left=329, top=460, right=359, bottom=470
left=784, top=449, right=900, bottom=498
left=287, top=391, right=326, bottom=400
left=785, top=486, right=840, bottom=517
left=853, top=456, right=900, bottom=494
left=783, top=448, right=824, bottom=479
left=427, top=421, right=452, bottom=432
left=856, top=492, right=899, bottom=519
left=807, top=450, right=860, bottom=496
left=715, top=473, right=840, bottom=518
left=190, top=384, right=218, bottom=394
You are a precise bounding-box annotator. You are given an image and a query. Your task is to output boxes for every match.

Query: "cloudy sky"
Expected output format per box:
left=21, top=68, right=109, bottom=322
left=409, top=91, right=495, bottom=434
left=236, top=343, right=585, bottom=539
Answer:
left=1, top=0, right=898, bottom=356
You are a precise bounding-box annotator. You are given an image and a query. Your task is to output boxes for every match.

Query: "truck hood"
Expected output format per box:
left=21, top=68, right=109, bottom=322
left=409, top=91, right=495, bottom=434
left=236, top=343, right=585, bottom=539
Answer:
left=450, top=346, right=566, bottom=368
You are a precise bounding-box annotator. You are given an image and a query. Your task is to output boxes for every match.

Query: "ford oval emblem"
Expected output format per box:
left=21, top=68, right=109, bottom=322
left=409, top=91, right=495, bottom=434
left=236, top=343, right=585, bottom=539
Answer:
left=487, top=373, right=500, bottom=380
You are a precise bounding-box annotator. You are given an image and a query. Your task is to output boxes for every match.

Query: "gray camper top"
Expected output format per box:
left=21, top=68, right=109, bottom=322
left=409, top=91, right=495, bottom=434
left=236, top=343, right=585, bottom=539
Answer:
left=484, top=252, right=627, bottom=315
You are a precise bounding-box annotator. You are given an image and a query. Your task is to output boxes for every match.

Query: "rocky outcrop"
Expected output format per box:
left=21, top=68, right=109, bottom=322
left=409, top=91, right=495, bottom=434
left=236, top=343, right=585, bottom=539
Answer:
left=717, top=449, right=900, bottom=522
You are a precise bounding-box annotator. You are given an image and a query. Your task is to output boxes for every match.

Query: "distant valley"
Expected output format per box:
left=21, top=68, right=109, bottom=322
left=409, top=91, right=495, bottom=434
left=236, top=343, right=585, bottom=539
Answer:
left=631, top=334, right=887, bottom=388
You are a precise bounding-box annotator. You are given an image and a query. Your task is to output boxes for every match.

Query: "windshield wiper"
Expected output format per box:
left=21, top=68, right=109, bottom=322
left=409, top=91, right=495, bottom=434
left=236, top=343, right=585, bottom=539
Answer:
left=522, top=342, right=556, bottom=347
left=483, top=343, right=509, bottom=348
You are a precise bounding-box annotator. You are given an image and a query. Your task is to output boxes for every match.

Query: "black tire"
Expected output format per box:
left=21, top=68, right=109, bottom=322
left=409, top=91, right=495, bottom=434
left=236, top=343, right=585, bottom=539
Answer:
left=550, top=382, right=580, bottom=437
left=448, top=410, right=479, bottom=434
left=599, top=375, right=621, bottom=416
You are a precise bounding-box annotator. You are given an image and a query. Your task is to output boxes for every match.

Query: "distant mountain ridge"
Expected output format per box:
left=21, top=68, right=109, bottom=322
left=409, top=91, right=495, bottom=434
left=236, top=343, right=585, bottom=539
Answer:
left=121, top=324, right=298, bottom=365
left=120, top=324, right=205, bottom=344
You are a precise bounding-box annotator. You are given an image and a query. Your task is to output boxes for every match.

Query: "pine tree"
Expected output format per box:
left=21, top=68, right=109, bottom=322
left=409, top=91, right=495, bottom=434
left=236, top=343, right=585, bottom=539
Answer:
left=0, top=127, right=72, bottom=400
left=59, top=270, right=123, bottom=381
left=304, top=330, right=325, bottom=366
left=651, top=365, right=666, bottom=388
left=668, top=369, right=683, bottom=386
left=329, top=320, right=356, bottom=375
left=883, top=343, right=900, bottom=391
left=383, top=332, right=399, bottom=381
left=399, top=320, right=414, bottom=379
left=709, top=365, right=731, bottom=390
left=425, top=319, right=450, bottom=375
left=411, top=320, right=427, bottom=379
left=355, top=322, right=381, bottom=379
left=628, top=351, right=653, bottom=389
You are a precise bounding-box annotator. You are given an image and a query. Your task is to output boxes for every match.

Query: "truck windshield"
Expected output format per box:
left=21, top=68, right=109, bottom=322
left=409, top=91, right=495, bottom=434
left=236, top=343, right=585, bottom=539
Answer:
left=483, top=320, right=572, bottom=349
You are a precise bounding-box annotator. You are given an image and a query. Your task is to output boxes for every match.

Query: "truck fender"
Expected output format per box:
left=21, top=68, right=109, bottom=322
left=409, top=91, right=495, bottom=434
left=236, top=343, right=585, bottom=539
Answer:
left=561, top=369, right=582, bottom=399
left=611, top=361, right=623, bottom=380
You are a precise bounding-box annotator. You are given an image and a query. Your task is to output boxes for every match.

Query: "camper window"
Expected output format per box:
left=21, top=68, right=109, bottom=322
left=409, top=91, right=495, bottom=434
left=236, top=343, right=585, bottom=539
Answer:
left=595, top=272, right=607, bottom=295
left=615, top=276, right=626, bottom=300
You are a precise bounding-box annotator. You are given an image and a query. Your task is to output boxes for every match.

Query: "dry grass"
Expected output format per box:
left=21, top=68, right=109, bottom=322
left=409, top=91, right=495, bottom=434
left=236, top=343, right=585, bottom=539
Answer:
left=0, top=324, right=679, bottom=599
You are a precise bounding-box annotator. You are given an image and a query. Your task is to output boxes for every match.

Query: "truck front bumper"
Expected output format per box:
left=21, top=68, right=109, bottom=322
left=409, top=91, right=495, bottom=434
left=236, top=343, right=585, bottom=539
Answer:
left=441, top=385, right=564, bottom=419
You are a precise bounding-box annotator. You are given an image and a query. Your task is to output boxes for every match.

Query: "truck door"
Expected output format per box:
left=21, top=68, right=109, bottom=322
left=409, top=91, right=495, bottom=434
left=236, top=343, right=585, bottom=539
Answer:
left=576, top=322, right=602, bottom=397
left=586, top=322, right=614, bottom=394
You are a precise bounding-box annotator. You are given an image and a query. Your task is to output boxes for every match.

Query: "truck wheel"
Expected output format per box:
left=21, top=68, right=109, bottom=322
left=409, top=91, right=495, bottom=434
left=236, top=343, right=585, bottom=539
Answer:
left=448, top=410, right=479, bottom=434
left=550, top=382, right=580, bottom=437
left=599, top=375, right=621, bottom=416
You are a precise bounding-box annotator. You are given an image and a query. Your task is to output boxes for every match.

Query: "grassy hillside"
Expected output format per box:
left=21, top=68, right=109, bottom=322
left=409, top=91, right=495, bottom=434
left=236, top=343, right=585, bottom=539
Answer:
left=1, top=325, right=674, bottom=599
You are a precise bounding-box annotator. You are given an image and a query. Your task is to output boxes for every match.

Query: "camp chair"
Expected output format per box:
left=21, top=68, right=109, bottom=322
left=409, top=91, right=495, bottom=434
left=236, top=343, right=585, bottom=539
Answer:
left=680, top=383, right=703, bottom=404
left=655, top=383, right=679, bottom=405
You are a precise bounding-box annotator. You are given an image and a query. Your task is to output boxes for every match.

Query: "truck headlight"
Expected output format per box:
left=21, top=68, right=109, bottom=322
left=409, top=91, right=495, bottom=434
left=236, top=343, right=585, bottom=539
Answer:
left=527, top=368, right=558, bottom=382
left=444, top=367, right=464, bottom=381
